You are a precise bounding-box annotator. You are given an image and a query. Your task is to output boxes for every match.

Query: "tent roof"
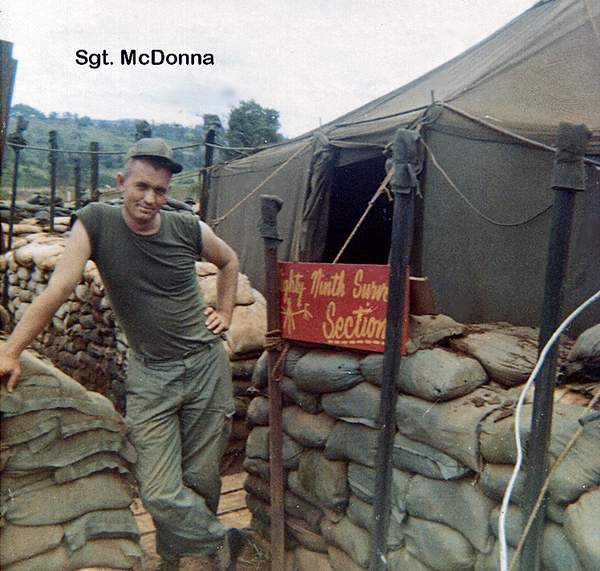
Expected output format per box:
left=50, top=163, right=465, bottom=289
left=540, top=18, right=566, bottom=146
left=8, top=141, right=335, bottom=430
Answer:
left=219, top=0, right=600, bottom=167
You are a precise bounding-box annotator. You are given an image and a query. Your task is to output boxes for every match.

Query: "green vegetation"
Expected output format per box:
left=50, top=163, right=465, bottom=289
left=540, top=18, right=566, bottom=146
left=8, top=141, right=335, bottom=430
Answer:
left=1, top=101, right=284, bottom=202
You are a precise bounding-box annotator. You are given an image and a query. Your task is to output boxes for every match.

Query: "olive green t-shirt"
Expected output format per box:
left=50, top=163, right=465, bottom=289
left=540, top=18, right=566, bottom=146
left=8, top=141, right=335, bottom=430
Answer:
left=75, top=203, right=216, bottom=360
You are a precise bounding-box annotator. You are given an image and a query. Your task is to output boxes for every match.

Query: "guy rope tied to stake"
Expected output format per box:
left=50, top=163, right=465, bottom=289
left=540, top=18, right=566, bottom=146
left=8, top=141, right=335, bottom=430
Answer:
left=259, top=194, right=288, bottom=571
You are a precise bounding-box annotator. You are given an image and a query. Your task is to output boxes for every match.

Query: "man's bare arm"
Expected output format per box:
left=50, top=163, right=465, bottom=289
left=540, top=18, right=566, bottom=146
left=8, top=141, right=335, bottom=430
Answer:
left=0, top=221, right=92, bottom=391
left=199, top=221, right=239, bottom=334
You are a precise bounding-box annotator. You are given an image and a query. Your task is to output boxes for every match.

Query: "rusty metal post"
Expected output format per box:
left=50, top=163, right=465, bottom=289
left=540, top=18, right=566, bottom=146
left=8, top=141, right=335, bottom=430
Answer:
left=259, top=194, right=285, bottom=571
left=90, top=141, right=99, bottom=201
left=48, top=130, right=58, bottom=231
left=521, top=122, right=591, bottom=570
left=370, top=129, right=420, bottom=571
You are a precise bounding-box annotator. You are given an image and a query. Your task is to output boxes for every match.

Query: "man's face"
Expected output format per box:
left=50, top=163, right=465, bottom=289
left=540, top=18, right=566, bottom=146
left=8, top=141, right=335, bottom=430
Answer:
left=118, top=159, right=172, bottom=224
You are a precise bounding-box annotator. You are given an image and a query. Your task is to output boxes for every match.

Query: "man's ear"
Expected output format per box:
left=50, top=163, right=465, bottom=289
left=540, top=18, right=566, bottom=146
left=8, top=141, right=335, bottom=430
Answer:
left=117, top=172, right=125, bottom=189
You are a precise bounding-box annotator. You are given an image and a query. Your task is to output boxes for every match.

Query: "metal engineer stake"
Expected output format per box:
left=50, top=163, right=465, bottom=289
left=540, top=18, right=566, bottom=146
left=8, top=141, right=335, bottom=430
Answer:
left=259, top=194, right=286, bottom=571
left=370, top=129, right=420, bottom=571
left=520, top=122, right=591, bottom=571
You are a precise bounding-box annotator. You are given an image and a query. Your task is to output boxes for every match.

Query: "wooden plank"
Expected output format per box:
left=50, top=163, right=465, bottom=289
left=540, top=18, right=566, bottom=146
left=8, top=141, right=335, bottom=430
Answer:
left=219, top=510, right=252, bottom=529
left=222, top=472, right=246, bottom=493
left=218, top=489, right=247, bottom=514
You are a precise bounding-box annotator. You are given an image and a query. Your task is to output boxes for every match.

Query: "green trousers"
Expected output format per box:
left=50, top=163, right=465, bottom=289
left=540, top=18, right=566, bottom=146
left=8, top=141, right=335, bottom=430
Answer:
left=125, top=341, right=234, bottom=560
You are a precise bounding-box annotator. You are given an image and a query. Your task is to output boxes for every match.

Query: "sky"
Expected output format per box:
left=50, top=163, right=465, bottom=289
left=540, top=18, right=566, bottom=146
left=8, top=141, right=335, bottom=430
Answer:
left=1, top=0, right=536, bottom=139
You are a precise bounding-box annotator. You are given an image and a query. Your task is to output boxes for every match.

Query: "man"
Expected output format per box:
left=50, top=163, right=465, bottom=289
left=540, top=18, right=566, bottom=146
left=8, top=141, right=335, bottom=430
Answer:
left=0, top=138, right=246, bottom=571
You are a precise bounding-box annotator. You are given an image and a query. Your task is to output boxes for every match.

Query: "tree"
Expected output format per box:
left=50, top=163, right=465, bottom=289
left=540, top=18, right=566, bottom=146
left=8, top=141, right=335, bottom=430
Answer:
left=226, top=100, right=283, bottom=152
left=10, top=104, right=45, bottom=120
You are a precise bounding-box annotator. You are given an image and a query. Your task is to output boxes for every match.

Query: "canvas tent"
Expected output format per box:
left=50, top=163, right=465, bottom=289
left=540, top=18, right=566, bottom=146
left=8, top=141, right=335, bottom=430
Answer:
left=206, top=0, right=600, bottom=334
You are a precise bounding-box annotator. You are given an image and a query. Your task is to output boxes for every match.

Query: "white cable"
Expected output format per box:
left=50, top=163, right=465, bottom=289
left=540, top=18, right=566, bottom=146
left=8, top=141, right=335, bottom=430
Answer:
left=499, top=288, right=600, bottom=571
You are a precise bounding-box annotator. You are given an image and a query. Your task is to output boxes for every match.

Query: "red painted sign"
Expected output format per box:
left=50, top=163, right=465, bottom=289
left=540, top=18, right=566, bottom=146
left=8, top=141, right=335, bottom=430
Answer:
left=279, top=262, right=407, bottom=353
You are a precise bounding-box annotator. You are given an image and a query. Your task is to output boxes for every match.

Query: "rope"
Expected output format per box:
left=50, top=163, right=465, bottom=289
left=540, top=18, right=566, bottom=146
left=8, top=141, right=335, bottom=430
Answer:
left=211, top=140, right=312, bottom=228
left=332, top=167, right=394, bottom=264
left=421, top=138, right=554, bottom=227
left=5, top=141, right=203, bottom=155
left=265, top=330, right=290, bottom=382
left=507, top=386, right=600, bottom=571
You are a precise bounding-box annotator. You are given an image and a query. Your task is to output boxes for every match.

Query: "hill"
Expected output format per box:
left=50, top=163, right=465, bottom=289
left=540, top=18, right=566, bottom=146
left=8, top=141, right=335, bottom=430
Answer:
left=1, top=105, right=224, bottom=202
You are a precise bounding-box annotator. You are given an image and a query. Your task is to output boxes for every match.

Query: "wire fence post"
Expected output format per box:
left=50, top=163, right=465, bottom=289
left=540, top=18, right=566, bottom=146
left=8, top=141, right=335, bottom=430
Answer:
left=199, top=128, right=216, bottom=221
left=48, top=130, right=58, bottom=231
left=74, top=158, right=82, bottom=209
left=3, top=117, right=27, bottom=307
left=90, top=141, right=99, bottom=201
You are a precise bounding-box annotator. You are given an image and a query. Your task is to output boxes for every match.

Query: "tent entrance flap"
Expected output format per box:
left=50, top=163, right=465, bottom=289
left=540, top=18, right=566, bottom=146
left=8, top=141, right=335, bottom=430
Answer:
left=322, top=154, right=392, bottom=265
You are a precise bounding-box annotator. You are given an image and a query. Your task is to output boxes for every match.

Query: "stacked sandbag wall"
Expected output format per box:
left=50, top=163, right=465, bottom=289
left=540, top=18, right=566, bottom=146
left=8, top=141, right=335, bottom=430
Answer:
left=0, top=343, right=142, bottom=571
left=243, top=316, right=600, bottom=571
left=0, top=224, right=267, bottom=466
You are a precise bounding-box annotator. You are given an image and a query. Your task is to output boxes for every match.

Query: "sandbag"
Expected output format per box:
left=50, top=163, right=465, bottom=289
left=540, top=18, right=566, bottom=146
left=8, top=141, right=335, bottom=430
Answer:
left=396, top=388, right=508, bottom=472
left=286, top=515, right=329, bottom=553
left=404, top=314, right=466, bottom=354
left=287, top=470, right=342, bottom=523
left=324, top=421, right=378, bottom=467
left=480, top=463, right=565, bottom=525
left=280, top=376, right=322, bottom=415
left=284, top=345, right=310, bottom=378
left=402, top=516, right=477, bottom=571
left=284, top=491, right=324, bottom=529
left=243, top=456, right=271, bottom=481
left=359, top=353, right=384, bottom=385
left=321, top=517, right=371, bottom=568
left=297, top=449, right=349, bottom=513
left=327, top=545, right=369, bottom=571
left=489, top=505, right=585, bottom=571
left=293, top=349, right=366, bottom=393
left=407, top=474, right=494, bottom=552
left=396, top=347, right=487, bottom=402
left=282, top=406, right=335, bottom=448
left=288, top=547, right=334, bottom=571
left=563, top=486, right=600, bottom=571
left=5, top=427, right=136, bottom=472
left=230, top=356, right=258, bottom=378
left=563, top=322, right=600, bottom=378
left=245, top=425, right=304, bottom=469
left=449, top=324, right=541, bottom=386
left=53, top=451, right=133, bottom=483
left=321, top=382, right=381, bottom=428
left=250, top=350, right=269, bottom=392
left=246, top=396, right=270, bottom=426
left=393, top=433, right=470, bottom=481
left=0, top=523, right=64, bottom=566
left=387, top=548, right=435, bottom=571
left=479, top=403, right=600, bottom=505
left=474, top=541, right=518, bottom=571
left=347, top=462, right=412, bottom=523
left=4, top=471, right=135, bottom=526
left=346, top=494, right=404, bottom=549
left=225, top=302, right=267, bottom=357
left=244, top=473, right=271, bottom=504
left=2, top=538, right=142, bottom=571
left=199, top=272, right=255, bottom=306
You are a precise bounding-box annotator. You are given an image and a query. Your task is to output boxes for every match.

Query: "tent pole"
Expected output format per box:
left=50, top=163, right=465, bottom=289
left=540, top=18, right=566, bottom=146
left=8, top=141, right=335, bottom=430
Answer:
left=370, top=129, right=419, bottom=571
left=520, top=122, right=591, bottom=571
left=259, top=194, right=286, bottom=571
